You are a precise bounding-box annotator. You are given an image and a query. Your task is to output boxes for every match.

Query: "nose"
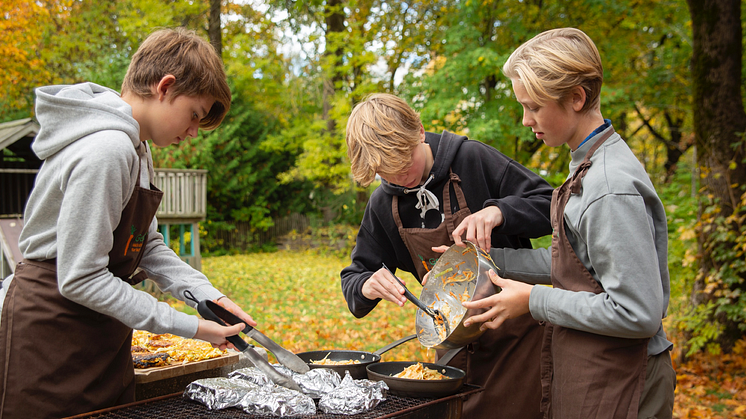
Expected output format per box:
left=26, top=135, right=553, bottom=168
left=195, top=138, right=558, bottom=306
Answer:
left=522, top=112, right=535, bottom=128
left=186, top=121, right=199, bottom=139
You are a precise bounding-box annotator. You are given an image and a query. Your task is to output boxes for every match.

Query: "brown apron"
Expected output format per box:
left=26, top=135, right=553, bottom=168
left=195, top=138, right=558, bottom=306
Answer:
left=394, top=171, right=543, bottom=419
left=541, top=128, right=648, bottom=419
left=0, top=162, right=163, bottom=418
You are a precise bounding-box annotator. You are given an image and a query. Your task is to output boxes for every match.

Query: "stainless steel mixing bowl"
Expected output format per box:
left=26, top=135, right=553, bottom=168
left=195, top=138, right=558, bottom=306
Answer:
left=415, top=241, right=502, bottom=349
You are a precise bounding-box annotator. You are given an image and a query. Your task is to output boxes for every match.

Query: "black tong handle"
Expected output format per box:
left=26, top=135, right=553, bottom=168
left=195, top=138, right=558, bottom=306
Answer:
left=184, top=291, right=251, bottom=352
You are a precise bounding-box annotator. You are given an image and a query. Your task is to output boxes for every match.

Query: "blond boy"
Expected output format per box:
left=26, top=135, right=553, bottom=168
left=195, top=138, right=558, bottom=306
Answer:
left=456, top=28, right=676, bottom=418
left=342, top=93, right=553, bottom=419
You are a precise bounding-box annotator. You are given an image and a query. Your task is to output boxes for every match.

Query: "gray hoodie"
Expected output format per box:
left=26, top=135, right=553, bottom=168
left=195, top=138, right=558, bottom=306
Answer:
left=7, top=83, right=222, bottom=338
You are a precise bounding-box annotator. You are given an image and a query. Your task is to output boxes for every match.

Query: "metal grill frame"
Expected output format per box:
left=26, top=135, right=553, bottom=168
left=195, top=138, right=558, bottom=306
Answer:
left=67, top=385, right=483, bottom=419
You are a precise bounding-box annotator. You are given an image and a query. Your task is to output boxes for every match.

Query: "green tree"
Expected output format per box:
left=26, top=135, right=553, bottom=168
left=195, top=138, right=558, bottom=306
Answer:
left=684, top=0, right=746, bottom=354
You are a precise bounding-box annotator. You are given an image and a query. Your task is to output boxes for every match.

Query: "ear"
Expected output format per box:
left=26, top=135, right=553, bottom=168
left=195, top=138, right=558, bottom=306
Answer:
left=155, top=75, right=176, bottom=101
left=570, top=85, right=587, bottom=112
left=420, top=124, right=426, bottom=142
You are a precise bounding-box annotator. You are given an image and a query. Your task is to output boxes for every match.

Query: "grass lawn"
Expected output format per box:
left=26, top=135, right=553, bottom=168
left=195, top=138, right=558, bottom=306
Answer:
left=169, top=250, right=433, bottom=363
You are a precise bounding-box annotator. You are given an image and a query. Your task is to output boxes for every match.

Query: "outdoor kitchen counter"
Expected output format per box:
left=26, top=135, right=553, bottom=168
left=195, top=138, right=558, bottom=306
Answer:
left=67, top=384, right=483, bottom=419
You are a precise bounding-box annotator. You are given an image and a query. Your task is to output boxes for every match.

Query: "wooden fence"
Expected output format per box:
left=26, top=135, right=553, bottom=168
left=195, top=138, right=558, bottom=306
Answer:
left=206, top=213, right=312, bottom=250
left=152, top=169, right=207, bottom=222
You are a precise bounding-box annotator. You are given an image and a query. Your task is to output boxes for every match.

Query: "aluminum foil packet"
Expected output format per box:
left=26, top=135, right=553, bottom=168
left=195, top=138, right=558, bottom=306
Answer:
left=318, top=371, right=389, bottom=415
left=185, top=372, right=315, bottom=417
left=228, top=366, right=273, bottom=386
left=273, top=365, right=342, bottom=398
left=236, top=382, right=316, bottom=417
left=231, top=365, right=341, bottom=399
left=183, top=377, right=259, bottom=410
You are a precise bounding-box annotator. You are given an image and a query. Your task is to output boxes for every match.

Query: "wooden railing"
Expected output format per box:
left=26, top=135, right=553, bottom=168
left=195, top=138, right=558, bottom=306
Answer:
left=1, top=168, right=208, bottom=223
left=153, top=169, right=208, bottom=223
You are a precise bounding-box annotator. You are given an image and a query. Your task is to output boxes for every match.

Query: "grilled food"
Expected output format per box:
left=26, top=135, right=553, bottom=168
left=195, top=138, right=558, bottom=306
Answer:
left=132, top=352, right=171, bottom=368
left=131, top=330, right=226, bottom=369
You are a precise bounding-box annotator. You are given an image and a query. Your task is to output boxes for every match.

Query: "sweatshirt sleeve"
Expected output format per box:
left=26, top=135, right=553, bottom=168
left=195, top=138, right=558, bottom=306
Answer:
left=55, top=137, right=206, bottom=339
left=341, top=225, right=384, bottom=318
left=528, top=194, right=664, bottom=339
left=340, top=216, right=405, bottom=318
left=483, top=160, right=553, bottom=239
left=137, top=218, right=224, bottom=308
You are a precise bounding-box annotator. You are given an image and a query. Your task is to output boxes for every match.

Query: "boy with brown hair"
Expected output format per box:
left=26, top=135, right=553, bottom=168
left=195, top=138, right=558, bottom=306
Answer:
left=341, top=93, right=553, bottom=419
left=0, top=27, right=253, bottom=417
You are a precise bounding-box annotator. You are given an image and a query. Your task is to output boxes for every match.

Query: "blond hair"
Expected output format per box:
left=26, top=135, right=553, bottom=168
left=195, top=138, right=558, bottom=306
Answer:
left=502, top=28, right=603, bottom=112
left=121, top=27, right=231, bottom=130
left=346, top=93, right=422, bottom=187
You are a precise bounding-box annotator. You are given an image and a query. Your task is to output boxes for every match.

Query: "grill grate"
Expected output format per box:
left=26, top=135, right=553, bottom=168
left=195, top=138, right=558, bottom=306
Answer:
left=72, top=385, right=482, bottom=419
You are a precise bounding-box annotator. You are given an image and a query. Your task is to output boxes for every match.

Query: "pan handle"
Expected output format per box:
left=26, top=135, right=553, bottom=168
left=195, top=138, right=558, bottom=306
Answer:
left=373, top=334, right=417, bottom=356
left=435, top=346, right=463, bottom=366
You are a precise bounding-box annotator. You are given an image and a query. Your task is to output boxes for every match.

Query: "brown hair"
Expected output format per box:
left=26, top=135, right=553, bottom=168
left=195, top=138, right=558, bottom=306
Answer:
left=502, top=28, right=603, bottom=112
left=121, top=27, right=231, bottom=130
left=346, top=93, right=422, bottom=187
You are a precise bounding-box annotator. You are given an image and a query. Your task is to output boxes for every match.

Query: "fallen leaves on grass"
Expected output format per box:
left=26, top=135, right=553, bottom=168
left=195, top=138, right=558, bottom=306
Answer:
left=166, top=250, right=746, bottom=417
left=673, top=337, right=746, bottom=418
left=199, top=250, right=433, bottom=363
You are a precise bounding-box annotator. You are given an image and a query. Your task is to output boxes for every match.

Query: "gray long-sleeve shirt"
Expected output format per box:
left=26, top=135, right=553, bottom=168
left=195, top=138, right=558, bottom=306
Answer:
left=490, top=126, right=672, bottom=356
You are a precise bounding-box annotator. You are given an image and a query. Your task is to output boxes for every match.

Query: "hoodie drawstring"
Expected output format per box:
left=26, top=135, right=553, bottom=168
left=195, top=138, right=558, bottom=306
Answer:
left=404, top=174, right=439, bottom=220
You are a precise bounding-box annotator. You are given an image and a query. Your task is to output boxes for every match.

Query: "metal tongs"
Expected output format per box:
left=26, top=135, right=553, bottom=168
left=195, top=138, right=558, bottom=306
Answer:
left=382, top=263, right=451, bottom=336
left=184, top=291, right=308, bottom=392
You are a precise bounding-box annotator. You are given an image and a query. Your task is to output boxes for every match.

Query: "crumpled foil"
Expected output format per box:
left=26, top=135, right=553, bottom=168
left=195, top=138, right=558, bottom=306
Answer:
left=236, top=382, right=316, bottom=417
left=183, top=377, right=259, bottom=410
left=186, top=366, right=385, bottom=416
left=318, top=371, right=389, bottom=415
left=184, top=373, right=315, bottom=417
left=273, top=365, right=342, bottom=399
left=228, top=366, right=273, bottom=387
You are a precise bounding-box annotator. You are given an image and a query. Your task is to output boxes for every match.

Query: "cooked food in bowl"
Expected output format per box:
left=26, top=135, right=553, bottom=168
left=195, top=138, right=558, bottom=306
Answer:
left=393, top=362, right=447, bottom=380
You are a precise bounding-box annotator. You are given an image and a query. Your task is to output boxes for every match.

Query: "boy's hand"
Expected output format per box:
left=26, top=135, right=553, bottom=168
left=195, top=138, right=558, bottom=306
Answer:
left=194, top=297, right=257, bottom=350
left=194, top=319, right=246, bottom=351
left=451, top=206, right=504, bottom=251
left=362, top=267, right=408, bottom=307
left=216, top=296, right=257, bottom=328
left=461, top=270, right=531, bottom=331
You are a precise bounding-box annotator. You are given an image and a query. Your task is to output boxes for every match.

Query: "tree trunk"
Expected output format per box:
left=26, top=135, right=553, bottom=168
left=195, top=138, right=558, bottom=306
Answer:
left=686, top=0, right=746, bottom=353
left=208, top=0, right=222, bottom=59
left=323, top=0, right=345, bottom=133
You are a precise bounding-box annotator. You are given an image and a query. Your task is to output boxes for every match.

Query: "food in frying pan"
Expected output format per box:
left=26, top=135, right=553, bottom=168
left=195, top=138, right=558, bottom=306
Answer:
left=310, top=353, right=362, bottom=366
left=393, top=362, right=447, bottom=380
left=131, top=330, right=226, bottom=368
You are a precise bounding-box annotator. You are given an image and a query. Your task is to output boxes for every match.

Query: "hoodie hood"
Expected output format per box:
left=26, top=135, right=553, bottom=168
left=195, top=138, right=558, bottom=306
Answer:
left=33, top=82, right=140, bottom=160
left=381, top=130, right=467, bottom=196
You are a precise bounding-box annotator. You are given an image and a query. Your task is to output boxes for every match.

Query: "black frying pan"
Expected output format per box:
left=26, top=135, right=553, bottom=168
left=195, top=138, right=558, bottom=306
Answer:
left=366, top=360, right=465, bottom=398
left=295, top=334, right=416, bottom=379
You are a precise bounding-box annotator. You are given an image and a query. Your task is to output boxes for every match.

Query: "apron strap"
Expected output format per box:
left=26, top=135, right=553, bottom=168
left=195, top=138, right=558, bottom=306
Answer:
left=443, top=170, right=466, bottom=237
